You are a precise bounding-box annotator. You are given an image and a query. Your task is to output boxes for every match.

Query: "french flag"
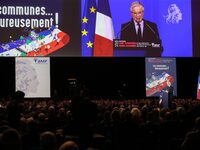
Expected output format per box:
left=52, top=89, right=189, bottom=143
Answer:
left=197, top=72, right=200, bottom=100
left=93, top=0, right=114, bottom=56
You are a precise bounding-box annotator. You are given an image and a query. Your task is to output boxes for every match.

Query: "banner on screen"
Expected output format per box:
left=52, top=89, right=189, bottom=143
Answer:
left=15, top=57, right=50, bottom=98
left=145, top=57, right=177, bottom=97
left=0, top=0, right=80, bottom=56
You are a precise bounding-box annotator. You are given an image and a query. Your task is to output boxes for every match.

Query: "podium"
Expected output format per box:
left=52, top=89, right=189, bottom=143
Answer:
left=159, top=90, right=169, bottom=108
left=159, top=86, right=174, bottom=109
left=113, top=39, right=163, bottom=57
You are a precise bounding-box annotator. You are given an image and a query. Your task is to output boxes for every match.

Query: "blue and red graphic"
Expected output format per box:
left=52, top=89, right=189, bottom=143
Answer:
left=0, top=26, right=70, bottom=56
left=146, top=72, right=174, bottom=97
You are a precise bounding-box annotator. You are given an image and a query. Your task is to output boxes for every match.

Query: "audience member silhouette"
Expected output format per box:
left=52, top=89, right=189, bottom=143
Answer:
left=6, top=90, right=25, bottom=129
left=0, top=128, right=22, bottom=150
left=69, top=96, right=98, bottom=149
left=58, top=141, right=79, bottom=150
left=39, top=131, right=57, bottom=150
left=181, top=116, right=200, bottom=150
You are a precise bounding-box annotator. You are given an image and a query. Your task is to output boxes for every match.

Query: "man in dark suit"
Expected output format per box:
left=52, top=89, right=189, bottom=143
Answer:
left=120, top=1, right=162, bottom=56
left=166, top=81, right=174, bottom=108
left=160, top=79, right=174, bottom=109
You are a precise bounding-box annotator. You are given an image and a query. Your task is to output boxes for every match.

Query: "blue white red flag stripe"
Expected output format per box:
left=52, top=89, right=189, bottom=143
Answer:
left=197, top=72, right=200, bottom=100
left=93, top=0, right=114, bottom=56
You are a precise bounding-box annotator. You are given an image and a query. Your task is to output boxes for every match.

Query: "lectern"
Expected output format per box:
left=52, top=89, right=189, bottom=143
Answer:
left=113, top=39, right=163, bottom=57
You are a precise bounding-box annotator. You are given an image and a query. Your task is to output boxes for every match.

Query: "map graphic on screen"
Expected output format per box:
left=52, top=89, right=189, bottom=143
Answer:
left=0, top=0, right=80, bottom=56
left=0, top=26, right=69, bottom=56
left=146, top=72, right=174, bottom=97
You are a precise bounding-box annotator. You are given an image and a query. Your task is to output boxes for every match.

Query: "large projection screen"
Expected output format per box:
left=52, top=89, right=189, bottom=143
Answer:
left=81, top=0, right=192, bottom=57
left=15, top=57, right=50, bottom=98
left=145, top=57, right=177, bottom=97
left=0, top=0, right=197, bottom=57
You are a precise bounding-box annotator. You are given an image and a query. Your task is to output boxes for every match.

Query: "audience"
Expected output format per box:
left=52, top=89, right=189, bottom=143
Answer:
left=1, top=92, right=200, bottom=150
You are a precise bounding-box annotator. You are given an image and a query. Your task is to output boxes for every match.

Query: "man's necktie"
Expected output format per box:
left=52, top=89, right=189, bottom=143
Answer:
left=137, top=23, right=142, bottom=40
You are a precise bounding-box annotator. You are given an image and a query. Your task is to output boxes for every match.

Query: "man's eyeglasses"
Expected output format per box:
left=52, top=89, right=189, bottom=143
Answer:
left=131, top=11, right=143, bottom=15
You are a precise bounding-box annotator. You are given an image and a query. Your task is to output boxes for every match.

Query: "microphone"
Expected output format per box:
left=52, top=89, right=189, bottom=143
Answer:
left=145, top=21, right=164, bottom=53
left=115, top=21, right=132, bottom=39
left=145, top=22, right=160, bottom=40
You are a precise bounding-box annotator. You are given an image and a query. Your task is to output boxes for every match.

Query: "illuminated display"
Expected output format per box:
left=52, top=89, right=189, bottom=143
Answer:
left=0, top=0, right=197, bottom=57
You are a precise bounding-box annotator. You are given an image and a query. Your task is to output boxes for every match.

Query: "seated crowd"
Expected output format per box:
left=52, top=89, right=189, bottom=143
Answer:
left=0, top=91, right=200, bottom=150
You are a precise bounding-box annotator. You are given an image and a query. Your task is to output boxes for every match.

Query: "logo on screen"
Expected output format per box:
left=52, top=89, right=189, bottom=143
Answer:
left=164, top=4, right=182, bottom=24
left=34, top=58, right=48, bottom=64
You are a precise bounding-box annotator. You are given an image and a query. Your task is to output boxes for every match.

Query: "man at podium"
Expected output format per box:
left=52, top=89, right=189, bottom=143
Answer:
left=119, top=1, right=162, bottom=56
left=159, top=79, right=174, bottom=109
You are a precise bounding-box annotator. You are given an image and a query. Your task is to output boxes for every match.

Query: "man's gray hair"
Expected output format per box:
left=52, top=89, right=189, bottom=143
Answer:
left=130, top=1, right=144, bottom=12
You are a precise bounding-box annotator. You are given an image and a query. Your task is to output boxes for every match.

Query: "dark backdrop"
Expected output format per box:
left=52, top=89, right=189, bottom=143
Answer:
left=0, top=57, right=15, bottom=99
left=1, top=57, right=200, bottom=100
left=192, top=0, right=200, bottom=57
left=50, top=57, right=200, bottom=100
